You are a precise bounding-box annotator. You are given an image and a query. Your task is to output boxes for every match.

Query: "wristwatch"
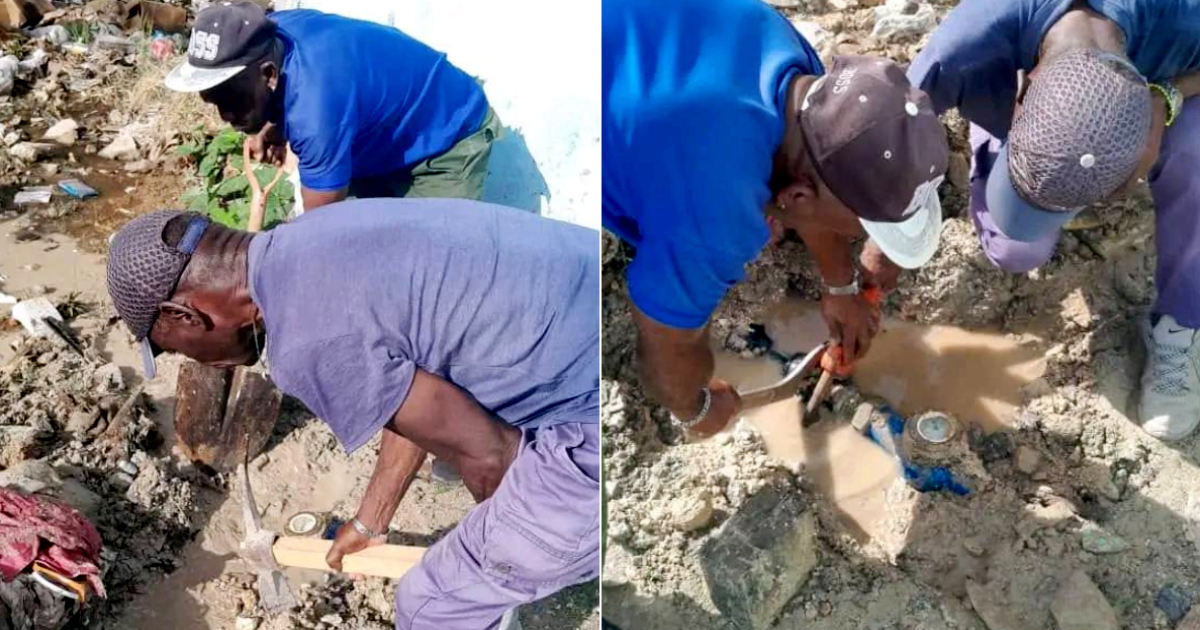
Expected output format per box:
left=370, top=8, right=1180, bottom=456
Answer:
left=1150, top=81, right=1183, bottom=127
left=671, top=387, right=712, bottom=429
left=823, top=269, right=861, bottom=296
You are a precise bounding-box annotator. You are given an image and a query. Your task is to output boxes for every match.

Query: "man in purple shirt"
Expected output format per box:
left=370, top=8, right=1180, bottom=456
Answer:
left=909, top=0, right=1200, bottom=440
left=104, top=199, right=599, bottom=630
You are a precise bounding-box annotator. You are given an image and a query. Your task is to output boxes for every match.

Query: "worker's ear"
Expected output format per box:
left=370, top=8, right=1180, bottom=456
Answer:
left=158, top=302, right=207, bottom=329
left=261, top=61, right=279, bottom=91
left=773, top=178, right=819, bottom=222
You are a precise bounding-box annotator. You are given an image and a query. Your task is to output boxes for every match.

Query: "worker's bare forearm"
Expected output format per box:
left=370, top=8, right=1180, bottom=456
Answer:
left=356, top=430, right=426, bottom=533
left=301, top=186, right=349, bottom=211
left=631, top=304, right=713, bottom=419
left=390, top=370, right=519, bottom=502
left=796, top=223, right=856, bottom=287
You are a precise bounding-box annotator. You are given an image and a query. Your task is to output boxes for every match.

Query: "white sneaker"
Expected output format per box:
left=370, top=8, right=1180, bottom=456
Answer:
left=1140, top=314, right=1200, bottom=441
left=499, top=609, right=523, bottom=630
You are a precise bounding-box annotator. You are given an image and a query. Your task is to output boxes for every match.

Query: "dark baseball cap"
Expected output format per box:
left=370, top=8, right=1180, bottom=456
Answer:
left=106, top=211, right=212, bottom=378
left=800, top=56, right=950, bottom=268
left=165, top=1, right=277, bottom=93
left=986, top=49, right=1151, bottom=242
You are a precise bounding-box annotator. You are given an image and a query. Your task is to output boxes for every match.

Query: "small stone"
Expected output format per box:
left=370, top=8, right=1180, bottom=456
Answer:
left=10, top=142, right=58, bottom=162
left=234, top=617, right=260, bottom=630
left=109, top=471, right=135, bottom=489
left=962, top=536, right=987, bottom=557
left=93, top=363, right=125, bottom=394
left=1015, top=446, right=1041, bottom=475
left=670, top=490, right=714, bottom=532
left=65, top=409, right=100, bottom=435
left=1051, top=570, right=1118, bottom=630
left=872, top=0, right=938, bottom=43
left=966, top=580, right=1036, bottom=630
left=1080, top=523, right=1129, bottom=555
left=319, top=614, right=343, bottom=626
left=1156, top=584, right=1192, bottom=625
left=99, top=134, right=139, bottom=161
left=42, top=119, right=79, bottom=146
left=123, top=159, right=156, bottom=173
left=117, top=459, right=138, bottom=476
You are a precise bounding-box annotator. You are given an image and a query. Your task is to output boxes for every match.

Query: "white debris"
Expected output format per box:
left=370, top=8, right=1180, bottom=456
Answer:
left=872, top=0, right=938, bottom=43
left=99, top=133, right=140, bottom=161
left=43, top=118, right=80, bottom=146
left=11, top=297, right=63, bottom=338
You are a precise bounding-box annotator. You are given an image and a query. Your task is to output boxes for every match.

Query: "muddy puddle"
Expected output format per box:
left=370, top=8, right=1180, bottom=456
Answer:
left=712, top=297, right=1047, bottom=542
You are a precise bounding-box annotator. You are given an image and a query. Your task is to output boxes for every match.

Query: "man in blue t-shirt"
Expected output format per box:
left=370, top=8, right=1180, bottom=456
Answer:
left=167, top=2, right=499, bottom=210
left=105, top=201, right=599, bottom=630
left=603, top=0, right=950, bottom=435
left=909, top=0, right=1200, bottom=441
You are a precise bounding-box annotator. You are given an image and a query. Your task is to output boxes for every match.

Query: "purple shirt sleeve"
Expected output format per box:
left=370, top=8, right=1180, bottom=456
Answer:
left=271, top=333, right=416, bottom=453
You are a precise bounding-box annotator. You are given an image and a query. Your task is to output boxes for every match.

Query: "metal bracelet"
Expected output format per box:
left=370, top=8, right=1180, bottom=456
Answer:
left=823, top=269, right=861, bottom=296
left=673, top=387, right=712, bottom=429
left=351, top=516, right=380, bottom=539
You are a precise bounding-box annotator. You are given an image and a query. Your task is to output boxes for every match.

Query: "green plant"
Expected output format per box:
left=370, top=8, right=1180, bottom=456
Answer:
left=177, top=127, right=293, bottom=230
left=63, top=21, right=95, bottom=45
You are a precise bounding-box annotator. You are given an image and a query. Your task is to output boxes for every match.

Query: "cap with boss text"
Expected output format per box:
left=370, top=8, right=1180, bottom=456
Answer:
left=165, top=1, right=277, bottom=93
left=800, top=56, right=950, bottom=269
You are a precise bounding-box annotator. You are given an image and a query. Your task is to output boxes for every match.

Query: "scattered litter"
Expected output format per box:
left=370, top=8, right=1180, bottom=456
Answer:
left=11, top=297, right=61, bottom=338
left=57, top=178, right=98, bottom=199
left=0, top=292, right=15, bottom=306
left=14, top=186, right=53, bottom=205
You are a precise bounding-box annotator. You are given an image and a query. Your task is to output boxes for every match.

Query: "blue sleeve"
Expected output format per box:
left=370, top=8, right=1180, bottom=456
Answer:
left=622, top=100, right=773, bottom=329
left=287, top=87, right=358, bottom=192
left=272, top=334, right=415, bottom=453
left=907, top=0, right=1043, bottom=138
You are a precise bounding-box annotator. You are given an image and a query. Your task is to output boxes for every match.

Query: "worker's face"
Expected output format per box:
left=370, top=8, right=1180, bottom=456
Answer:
left=147, top=300, right=264, bottom=368
left=200, top=60, right=278, bottom=134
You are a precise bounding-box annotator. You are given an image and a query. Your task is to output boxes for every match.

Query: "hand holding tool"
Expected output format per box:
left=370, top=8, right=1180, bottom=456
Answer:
left=804, top=286, right=885, bottom=424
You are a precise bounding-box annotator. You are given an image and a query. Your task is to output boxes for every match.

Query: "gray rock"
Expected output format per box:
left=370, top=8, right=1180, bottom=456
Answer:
left=670, top=490, right=714, bottom=532
left=966, top=580, right=1035, bottom=630
left=1156, top=584, right=1192, bottom=625
left=65, top=409, right=100, bottom=435
left=872, top=0, right=938, bottom=43
left=117, top=459, right=138, bottom=476
left=42, top=119, right=79, bottom=146
left=10, top=141, right=59, bottom=162
left=1051, top=570, right=1118, bottom=630
left=700, top=484, right=818, bottom=630
left=99, top=134, right=139, bottom=161
left=1014, top=446, right=1041, bottom=475
left=93, top=362, right=125, bottom=394
left=29, top=25, right=69, bottom=47
left=1080, top=523, right=1129, bottom=555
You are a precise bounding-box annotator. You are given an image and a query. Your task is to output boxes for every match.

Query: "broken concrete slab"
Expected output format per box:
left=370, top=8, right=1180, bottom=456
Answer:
left=42, top=118, right=79, bottom=146
left=1051, top=570, right=1118, bottom=630
left=699, top=484, right=817, bottom=630
left=99, top=133, right=139, bottom=161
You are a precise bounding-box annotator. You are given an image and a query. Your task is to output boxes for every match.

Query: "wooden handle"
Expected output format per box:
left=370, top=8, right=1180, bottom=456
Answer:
left=243, top=141, right=288, bottom=234
left=271, top=537, right=425, bottom=579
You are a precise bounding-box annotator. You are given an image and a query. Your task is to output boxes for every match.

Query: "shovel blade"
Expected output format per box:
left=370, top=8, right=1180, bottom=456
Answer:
left=174, top=362, right=281, bottom=471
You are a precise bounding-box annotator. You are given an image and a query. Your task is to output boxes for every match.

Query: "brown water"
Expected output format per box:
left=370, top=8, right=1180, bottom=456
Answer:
left=712, top=297, right=1047, bottom=542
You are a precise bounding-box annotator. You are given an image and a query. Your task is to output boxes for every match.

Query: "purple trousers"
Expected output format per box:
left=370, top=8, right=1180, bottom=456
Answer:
left=968, top=97, right=1200, bottom=328
left=394, top=422, right=600, bottom=630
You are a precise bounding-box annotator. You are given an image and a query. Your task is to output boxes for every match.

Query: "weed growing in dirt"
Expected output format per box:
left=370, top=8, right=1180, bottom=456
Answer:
left=177, top=127, right=293, bottom=230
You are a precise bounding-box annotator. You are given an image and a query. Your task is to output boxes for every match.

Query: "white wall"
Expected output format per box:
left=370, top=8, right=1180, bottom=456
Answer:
left=274, top=0, right=600, bottom=230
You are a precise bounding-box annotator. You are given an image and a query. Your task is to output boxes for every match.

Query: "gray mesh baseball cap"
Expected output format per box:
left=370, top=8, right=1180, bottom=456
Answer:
left=987, top=48, right=1151, bottom=242
left=106, top=210, right=211, bottom=378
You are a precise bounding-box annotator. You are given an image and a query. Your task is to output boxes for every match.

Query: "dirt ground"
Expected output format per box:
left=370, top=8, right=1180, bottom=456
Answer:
left=601, top=1, right=1200, bottom=629
left=0, top=21, right=597, bottom=630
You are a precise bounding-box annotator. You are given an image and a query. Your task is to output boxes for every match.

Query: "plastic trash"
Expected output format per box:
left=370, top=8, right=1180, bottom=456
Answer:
left=14, top=187, right=52, bottom=205
left=11, top=297, right=62, bottom=338
left=57, top=179, right=98, bottom=199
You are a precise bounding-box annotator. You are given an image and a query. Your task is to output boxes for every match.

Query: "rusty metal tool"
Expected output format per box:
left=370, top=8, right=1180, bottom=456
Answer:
left=738, top=342, right=828, bottom=411
left=238, top=453, right=298, bottom=614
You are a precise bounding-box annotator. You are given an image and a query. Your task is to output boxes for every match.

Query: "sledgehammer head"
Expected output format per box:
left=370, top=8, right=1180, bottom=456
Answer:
left=238, top=462, right=297, bottom=613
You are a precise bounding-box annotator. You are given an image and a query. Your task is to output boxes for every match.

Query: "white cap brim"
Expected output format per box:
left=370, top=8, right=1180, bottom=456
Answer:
left=858, top=188, right=943, bottom=269
left=164, top=60, right=246, bottom=93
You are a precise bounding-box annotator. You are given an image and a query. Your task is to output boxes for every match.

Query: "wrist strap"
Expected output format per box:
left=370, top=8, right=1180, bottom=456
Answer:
left=673, top=387, right=712, bottom=429
left=1150, top=82, right=1182, bottom=127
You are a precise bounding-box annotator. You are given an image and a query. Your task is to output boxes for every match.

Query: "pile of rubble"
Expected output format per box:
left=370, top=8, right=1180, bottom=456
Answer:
left=0, top=334, right=200, bottom=629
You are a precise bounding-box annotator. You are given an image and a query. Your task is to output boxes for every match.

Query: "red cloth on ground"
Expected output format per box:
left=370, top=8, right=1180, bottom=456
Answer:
left=0, top=486, right=105, bottom=597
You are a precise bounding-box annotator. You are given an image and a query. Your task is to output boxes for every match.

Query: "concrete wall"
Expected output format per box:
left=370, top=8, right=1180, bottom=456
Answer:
left=274, top=0, right=600, bottom=230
